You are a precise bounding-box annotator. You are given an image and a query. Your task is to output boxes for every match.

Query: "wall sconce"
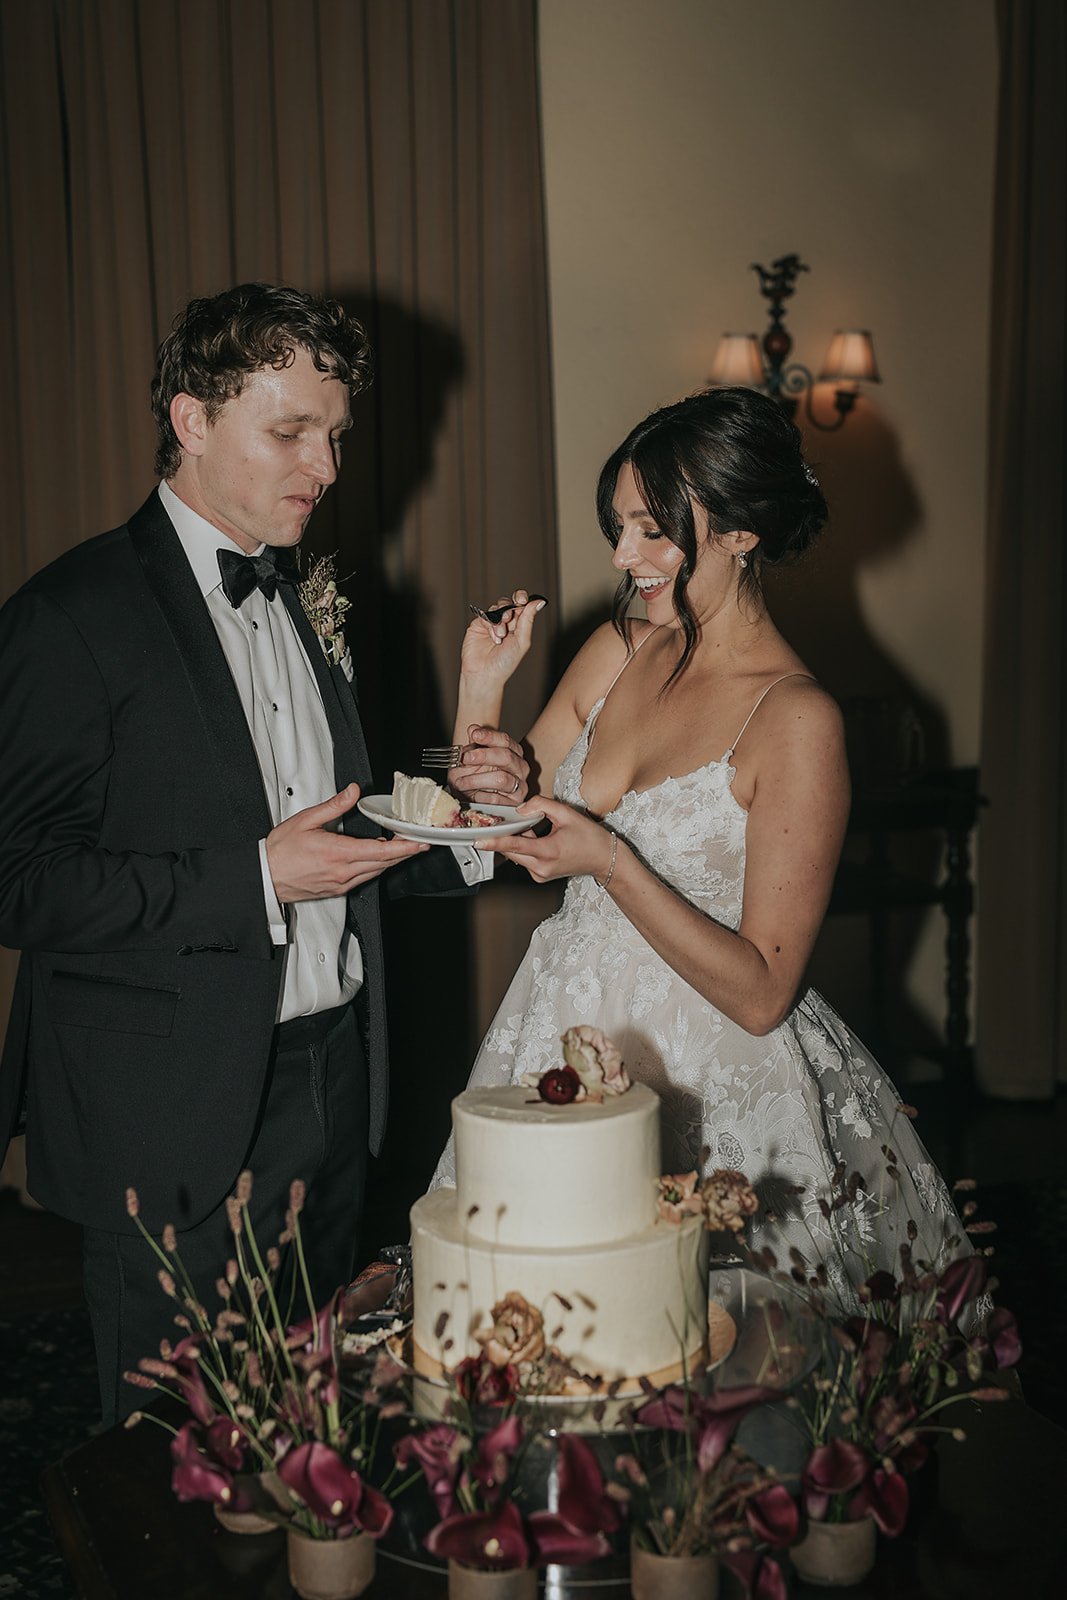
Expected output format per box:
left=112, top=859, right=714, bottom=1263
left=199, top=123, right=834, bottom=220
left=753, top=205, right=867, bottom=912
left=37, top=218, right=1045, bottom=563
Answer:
left=709, top=254, right=879, bottom=431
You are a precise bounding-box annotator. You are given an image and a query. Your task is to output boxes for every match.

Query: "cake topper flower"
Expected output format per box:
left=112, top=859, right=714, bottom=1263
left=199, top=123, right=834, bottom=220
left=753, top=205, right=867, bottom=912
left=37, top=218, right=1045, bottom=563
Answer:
left=561, top=1025, right=630, bottom=1100
left=522, top=1027, right=631, bottom=1105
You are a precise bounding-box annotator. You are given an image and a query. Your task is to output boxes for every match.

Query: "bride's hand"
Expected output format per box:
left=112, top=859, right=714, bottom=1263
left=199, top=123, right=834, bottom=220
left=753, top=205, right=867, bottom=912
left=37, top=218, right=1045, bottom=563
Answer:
left=459, top=590, right=546, bottom=687
left=482, top=795, right=618, bottom=884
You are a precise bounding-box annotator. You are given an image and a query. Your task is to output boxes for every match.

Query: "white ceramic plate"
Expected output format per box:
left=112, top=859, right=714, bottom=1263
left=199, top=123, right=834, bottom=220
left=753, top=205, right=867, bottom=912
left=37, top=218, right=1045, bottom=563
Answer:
left=357, top=795, right=546, bottom=844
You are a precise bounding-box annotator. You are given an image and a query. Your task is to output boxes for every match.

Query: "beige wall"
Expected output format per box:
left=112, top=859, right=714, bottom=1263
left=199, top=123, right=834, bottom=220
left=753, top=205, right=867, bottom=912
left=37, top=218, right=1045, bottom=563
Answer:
left=538, top=0, right=997, bottom=1049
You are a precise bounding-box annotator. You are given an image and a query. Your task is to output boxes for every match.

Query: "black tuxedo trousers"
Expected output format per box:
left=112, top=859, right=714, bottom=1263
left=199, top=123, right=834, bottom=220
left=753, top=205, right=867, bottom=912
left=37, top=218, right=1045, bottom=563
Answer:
left=0, top=491, right=470, bottom=1242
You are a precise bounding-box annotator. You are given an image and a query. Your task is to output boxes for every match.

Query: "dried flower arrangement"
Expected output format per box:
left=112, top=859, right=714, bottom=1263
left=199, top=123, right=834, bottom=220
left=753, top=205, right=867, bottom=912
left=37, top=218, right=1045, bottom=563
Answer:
left=612, top=1379, right=798, bottom=1598
left=760, top=1161, right=1022, bottom=1540
left=123, top=1172, right=410, bottom=1542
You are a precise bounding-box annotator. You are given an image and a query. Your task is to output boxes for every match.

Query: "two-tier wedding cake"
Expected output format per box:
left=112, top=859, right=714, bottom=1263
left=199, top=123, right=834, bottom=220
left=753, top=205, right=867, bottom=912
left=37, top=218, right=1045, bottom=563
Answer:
left=410, top=1073, right=710, bottom=1391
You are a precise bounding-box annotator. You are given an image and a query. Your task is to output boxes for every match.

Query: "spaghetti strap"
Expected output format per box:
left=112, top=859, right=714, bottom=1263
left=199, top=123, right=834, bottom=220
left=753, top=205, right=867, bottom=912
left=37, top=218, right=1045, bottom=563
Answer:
left=722, top=672, right=815, bottom=762
left=587, top=626, right=660, bottom=741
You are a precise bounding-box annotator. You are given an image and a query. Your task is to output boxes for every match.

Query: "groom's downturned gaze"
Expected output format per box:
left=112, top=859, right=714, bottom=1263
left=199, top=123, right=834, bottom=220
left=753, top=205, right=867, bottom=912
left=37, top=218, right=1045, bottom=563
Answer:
left=0, top=282, right=523, bottom=1425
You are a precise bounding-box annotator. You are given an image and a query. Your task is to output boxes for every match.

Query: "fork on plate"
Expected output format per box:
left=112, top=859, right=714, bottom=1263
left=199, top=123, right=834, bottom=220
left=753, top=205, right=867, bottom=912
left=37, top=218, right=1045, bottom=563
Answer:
left=421, top=745, right=462, bottom=769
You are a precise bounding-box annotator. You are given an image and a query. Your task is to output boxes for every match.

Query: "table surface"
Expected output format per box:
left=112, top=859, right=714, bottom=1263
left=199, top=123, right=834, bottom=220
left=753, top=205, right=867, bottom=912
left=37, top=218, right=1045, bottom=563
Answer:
left=41, top=1394, right=1067, bottom=1599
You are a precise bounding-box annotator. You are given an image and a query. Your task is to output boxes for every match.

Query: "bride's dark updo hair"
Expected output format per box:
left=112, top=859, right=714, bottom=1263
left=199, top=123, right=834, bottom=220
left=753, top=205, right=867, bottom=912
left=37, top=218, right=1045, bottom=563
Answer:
left=596, top=386, right=828, bottom=685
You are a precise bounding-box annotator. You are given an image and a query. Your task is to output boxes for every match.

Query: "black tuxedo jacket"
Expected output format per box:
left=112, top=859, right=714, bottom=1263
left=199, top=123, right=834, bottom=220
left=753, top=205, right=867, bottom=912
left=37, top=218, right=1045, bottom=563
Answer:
left=0, top=491, right=469, bottom=1233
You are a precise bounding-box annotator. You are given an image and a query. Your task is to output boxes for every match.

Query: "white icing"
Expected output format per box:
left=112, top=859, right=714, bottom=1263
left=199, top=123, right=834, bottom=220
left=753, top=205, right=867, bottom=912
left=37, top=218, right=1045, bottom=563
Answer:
left=411, top=1079, right=711, bottom=1386
left=392, top=772, right=457, bottom=826
left=411, top=1187, right=709, bottom=1381
left=454, top=1083, right=659, bottom=1247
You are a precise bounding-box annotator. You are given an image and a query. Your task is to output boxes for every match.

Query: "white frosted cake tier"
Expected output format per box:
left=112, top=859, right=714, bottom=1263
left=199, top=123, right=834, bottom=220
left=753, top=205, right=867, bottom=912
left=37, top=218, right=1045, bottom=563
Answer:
left=453, top=1082, right=659, bottom=1247
left=410, top=1187, right=709, bottom=1386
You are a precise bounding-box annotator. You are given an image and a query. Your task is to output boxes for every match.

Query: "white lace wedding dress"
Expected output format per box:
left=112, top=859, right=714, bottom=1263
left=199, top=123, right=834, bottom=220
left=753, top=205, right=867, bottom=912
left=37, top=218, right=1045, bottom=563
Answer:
left=431, top=663, right=968, bottom=1304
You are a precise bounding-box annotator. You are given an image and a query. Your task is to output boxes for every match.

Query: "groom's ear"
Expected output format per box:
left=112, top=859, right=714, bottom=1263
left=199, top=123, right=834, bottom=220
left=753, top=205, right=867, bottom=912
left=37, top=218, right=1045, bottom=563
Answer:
left=169, top=391, right=209, bottom=457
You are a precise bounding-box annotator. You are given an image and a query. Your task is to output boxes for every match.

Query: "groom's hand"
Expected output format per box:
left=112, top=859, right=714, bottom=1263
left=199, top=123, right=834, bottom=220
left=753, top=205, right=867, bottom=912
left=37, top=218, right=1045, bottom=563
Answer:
left=267, top=784, right=427, bottom=902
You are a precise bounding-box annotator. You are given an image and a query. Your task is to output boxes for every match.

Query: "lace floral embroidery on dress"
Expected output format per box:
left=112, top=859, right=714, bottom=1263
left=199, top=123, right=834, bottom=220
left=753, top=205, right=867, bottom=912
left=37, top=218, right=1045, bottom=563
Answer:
left=430, top=692, right=971, bottom=1295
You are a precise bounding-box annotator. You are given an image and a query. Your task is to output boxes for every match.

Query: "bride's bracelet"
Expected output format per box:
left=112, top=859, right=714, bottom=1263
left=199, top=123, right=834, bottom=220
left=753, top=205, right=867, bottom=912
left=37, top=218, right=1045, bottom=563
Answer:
left=595, top=830, right=619, bottom=892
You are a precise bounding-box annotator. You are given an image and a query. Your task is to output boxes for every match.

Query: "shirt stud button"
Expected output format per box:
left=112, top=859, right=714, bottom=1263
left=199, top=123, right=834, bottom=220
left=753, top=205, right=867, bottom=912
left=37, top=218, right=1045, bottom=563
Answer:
left=285, top=786, right=294, bottom=797
left=250, top=620, right=258, bottom=631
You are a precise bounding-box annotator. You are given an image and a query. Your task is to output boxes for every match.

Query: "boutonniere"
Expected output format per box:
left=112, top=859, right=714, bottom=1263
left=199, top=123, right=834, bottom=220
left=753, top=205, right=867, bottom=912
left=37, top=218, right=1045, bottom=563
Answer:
left=299, top=553, right=352, bottom=668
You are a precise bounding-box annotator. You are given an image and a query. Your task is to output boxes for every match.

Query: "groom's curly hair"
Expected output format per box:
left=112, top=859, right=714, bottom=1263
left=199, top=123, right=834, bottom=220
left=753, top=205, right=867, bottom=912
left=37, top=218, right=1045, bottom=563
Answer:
left=151, top=282, right=373, bottom=477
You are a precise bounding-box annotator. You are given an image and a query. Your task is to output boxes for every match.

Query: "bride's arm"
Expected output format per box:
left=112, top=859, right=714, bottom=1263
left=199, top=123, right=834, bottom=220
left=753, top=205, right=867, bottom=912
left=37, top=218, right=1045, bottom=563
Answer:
left=451, top=620, right=633, bottom=802
left=493, top=682, right=850, bottom=1035
left=451, top=589, right=546, bottom=740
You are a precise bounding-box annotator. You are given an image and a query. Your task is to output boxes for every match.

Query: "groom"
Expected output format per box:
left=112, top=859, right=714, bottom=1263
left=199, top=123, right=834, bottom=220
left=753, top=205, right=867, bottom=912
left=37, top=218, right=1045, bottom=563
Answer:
left=0, top=282, right=527, bottom=1423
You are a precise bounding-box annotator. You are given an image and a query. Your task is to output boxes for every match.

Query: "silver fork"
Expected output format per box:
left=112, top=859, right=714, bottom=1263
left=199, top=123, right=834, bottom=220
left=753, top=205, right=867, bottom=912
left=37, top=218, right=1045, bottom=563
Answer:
left=469, top=593, right=547, bottom=625
left=421, top=745, right=462, bottom=769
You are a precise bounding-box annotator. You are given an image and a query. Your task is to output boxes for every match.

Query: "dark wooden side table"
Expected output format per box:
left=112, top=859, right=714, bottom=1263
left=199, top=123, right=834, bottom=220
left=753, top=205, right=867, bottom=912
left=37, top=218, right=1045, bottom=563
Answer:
left=41, top=1397, right=1067, bottom=1599
left=828, top=767, right=983, bottom=1089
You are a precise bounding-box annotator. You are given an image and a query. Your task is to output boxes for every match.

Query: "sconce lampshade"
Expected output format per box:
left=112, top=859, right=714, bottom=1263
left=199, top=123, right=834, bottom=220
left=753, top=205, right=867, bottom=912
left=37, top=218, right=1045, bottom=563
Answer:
left=819, top=330, right=880, bottom=384
left=708, top=333, right=766, bottom=388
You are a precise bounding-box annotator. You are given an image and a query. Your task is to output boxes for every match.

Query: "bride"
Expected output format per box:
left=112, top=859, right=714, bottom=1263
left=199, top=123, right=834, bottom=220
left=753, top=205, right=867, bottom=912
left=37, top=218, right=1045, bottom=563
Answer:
left=440, top=386, right=967, bottom=1300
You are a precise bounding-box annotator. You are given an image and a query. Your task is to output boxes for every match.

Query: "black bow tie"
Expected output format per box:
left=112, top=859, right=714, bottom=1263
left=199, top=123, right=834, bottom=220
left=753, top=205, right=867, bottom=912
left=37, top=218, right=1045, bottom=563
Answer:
left=216, top=546, right=298, bottom=609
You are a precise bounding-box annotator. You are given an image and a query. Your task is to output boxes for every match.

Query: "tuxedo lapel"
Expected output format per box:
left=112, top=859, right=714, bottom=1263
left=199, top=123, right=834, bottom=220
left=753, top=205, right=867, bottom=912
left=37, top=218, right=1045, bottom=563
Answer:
left=127, top=493, right=274, bottom=841
left=278, top=584, right=377, bottom=839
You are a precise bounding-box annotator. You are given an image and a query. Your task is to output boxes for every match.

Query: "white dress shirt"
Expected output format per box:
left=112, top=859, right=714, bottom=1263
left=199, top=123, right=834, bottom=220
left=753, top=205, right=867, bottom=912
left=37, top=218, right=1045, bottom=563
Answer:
left=159, top=483, right=489, bottom=1024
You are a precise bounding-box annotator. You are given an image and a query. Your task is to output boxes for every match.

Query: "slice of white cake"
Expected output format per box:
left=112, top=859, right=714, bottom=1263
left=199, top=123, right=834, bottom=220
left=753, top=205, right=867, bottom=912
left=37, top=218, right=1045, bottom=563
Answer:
left=392, top=772, right=461, bottom=827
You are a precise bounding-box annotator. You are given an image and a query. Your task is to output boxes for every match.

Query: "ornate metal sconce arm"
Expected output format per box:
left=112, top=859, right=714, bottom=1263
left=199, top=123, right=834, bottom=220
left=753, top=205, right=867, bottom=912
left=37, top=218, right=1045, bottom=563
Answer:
left=779, top=361, right=855, bottom=432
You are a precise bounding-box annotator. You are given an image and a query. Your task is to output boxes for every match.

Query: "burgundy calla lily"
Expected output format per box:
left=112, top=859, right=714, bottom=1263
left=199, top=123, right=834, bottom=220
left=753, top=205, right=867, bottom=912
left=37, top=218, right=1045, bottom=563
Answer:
left=526, top=1512, right=611, bottom=1565
left=936, top=1255, right=987, bottom=1325
left=394, top=1425, right=465, bottom=1520
left=693, top=1385, right=782, bottom=1474
left=802, top=1438, right=871, bottom=1520
left=554, top=1434, right=620, bottom=1536
left=287, top=1290, right=341, bottom=1407
left=722, top=1548, right=788, bottom=1600
left=167, top=1335, right=217, bottom=1427
left=425, top=1500, right=531, bottom=1571
left=467, top=1414, right=525, bottom=1506
left=204, top=1416, right=248, bottom=1473
left=984, top=1307, right=1022, bottom=1370
left=744, top=1481, right=799, bottom=1547
left=170, top=1421, right=248, bottom=1507
left=632, top=1384, right=690, bottom=1432
left=525, top=1434, right=619, bottom=1563
left=276, top=1441, right=393, bottom=1537
left=850, top=1464, right=909, bottom=1536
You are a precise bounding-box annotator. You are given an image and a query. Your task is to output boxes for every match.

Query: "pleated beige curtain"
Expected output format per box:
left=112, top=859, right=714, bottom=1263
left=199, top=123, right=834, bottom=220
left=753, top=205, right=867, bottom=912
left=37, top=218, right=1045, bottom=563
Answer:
left=976, top=0, right=1067, bottom=1096
left=0, top=0, right=557, bottom=1059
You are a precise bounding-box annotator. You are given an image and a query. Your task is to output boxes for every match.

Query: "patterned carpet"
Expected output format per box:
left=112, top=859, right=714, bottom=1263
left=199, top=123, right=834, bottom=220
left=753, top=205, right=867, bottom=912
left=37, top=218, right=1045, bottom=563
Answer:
left=0, top=1307, right=100, bottom=1598
left=0, top=1181, right=1063, bottom=1598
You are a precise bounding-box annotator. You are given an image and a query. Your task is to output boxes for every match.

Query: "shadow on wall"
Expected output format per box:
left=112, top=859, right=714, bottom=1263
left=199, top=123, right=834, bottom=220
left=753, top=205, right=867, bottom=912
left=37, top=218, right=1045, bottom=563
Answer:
left=307, top=292, right=479, bottom=1228
left=768, top=401, right=949, bottom=1068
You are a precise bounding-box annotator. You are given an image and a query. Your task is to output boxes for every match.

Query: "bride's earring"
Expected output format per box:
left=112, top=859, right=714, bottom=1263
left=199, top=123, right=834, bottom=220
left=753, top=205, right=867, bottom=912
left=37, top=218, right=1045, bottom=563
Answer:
left=736, top=550, right=748, bottom=569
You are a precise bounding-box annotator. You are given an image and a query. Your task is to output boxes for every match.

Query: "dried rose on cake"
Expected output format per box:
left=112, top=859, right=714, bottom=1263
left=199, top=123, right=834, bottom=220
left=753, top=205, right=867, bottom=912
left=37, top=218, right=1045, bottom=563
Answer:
left=560, top=1026, right=631, bottom=1101
left=657, top=1171, right=705, bottom=1224
left=474, top=1292, right=547, bottom=1369
left=700, top=1169, right=760, bottom=1236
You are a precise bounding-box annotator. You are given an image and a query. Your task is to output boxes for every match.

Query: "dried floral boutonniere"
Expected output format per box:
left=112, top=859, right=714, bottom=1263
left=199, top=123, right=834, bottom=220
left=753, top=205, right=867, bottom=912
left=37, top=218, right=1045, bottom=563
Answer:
left=299, top=553, right=351, bottom=668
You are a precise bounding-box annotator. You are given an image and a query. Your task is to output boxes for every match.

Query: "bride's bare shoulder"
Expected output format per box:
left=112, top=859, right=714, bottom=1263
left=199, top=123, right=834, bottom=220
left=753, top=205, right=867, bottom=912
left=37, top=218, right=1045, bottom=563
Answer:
left=558, top=619, right=644, bottom=703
